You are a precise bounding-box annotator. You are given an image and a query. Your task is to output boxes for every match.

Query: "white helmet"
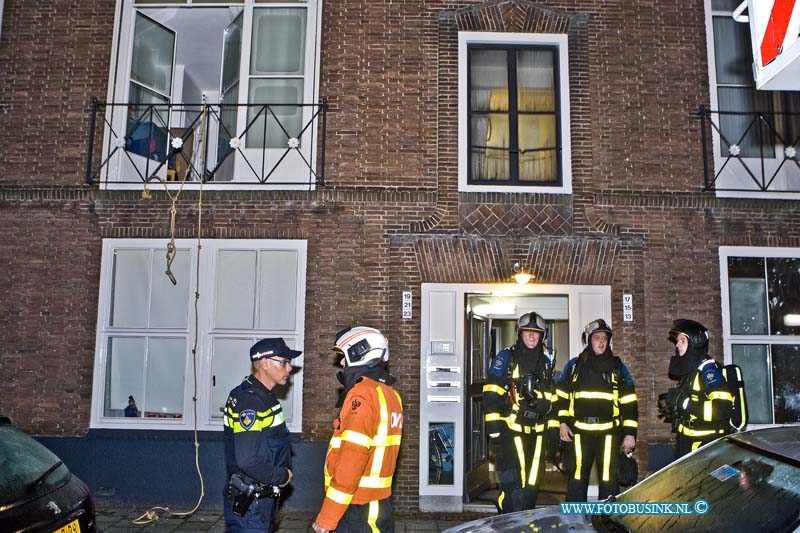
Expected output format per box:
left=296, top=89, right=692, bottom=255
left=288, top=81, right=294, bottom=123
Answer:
left=334, top=326, right=389, bottom=367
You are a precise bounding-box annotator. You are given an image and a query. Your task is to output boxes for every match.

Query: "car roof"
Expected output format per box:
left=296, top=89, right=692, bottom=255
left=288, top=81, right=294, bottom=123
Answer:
left=729, top=426, right=800, bottom=464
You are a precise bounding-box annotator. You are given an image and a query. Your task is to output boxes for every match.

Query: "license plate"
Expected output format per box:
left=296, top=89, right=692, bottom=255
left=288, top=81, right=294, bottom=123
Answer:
left=53, top=519, right=81, bottom=533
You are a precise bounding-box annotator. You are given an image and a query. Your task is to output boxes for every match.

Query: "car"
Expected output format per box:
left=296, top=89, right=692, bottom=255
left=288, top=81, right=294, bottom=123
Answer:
left=443, top=426, right=800, bottom=533
left=0, top=417, right=97, bottom=533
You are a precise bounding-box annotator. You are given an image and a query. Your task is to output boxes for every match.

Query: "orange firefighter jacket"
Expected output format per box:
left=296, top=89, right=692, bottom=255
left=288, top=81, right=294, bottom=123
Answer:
left=315, top=376, right=403, bottom=531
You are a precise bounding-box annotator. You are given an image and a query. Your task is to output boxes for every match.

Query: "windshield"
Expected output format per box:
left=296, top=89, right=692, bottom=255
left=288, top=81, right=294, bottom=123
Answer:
left=613, top=438, right=800, bottom=531
left=0, top=425, right=70, bottom=506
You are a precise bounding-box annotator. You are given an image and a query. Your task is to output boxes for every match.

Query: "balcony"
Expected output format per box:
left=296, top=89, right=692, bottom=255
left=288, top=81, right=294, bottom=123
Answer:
left=85, top=99, right=328, bottom=190
left=698, top=105, right=800, bottom=194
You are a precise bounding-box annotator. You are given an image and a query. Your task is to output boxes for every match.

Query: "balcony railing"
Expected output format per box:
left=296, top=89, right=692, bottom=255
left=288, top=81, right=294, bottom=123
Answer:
left=698, top=105, right=800, bottom=193
left=85, top=98, right=328, bottom=187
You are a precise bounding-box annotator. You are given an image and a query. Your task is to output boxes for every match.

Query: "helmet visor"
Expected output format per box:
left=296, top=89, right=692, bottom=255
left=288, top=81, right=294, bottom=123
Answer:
left=347, top=338, right=372, bottom=363
left=518, top=313, right=546, bottom=332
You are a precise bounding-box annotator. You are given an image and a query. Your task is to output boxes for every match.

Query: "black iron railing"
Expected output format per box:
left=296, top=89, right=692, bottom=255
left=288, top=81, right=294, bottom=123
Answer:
left=85, top=98, right=328, bottom=187
left=698, top=105, right=800, bottom=192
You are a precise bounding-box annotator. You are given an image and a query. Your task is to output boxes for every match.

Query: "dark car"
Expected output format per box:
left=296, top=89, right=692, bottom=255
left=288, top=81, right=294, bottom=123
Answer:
left=443, top=426, right=800, bottom=533
left=0, top=417, right=96, bottom=533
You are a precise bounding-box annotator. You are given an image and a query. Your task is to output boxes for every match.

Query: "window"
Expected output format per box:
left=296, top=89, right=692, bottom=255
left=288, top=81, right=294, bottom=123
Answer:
left=720, top=247, right=800, bottom=425
left=458, top=32, right=572, bottom=194
left=91, top=239, right=307, bottom=431
left=101, top=0, right=322, bottom=189
left=704, top=0, right=800, bottom=196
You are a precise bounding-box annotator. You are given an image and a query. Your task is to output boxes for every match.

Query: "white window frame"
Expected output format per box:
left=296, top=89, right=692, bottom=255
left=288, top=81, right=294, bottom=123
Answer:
left=719, top=245, right=800, bottom=428
left=102, top=0, right=323, bottom=191
left=703, top=0, right=800, bottom=200
left=91, top=238, right=307, bottom=431
left=458, top=31, right=572, bottom=195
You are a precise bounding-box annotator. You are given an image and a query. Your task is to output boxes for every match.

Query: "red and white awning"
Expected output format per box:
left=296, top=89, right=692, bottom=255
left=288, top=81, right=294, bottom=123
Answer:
left=737, top=0, right=800, bottom=90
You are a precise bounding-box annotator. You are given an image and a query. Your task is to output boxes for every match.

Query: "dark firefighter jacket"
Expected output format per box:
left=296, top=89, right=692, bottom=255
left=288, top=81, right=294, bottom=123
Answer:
left=555, top=348, right=638, bottom=437
left=483, top=345, right=558, bottom=435
left=674, top=357, right=734, bottom=437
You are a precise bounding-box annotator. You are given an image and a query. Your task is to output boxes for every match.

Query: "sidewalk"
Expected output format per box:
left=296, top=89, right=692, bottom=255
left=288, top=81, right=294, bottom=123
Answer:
left=95, top=504, right=492, bottom=532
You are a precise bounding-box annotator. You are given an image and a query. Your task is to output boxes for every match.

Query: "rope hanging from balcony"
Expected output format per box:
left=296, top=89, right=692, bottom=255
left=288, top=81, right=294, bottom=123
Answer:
left=132, top=104, right=208, bottom=526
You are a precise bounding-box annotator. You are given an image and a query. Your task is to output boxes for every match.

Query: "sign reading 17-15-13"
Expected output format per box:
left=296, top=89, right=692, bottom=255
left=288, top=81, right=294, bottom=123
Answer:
left=402, top=291, right=413, bottom=320
left=623, top=293, right=633, bottom=322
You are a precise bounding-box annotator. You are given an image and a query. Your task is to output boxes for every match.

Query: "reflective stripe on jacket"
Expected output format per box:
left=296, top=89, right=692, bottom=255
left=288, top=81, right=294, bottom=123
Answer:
left=677, top=358, right=734, bottom=436
left=315, top=377, right=403, bottom=532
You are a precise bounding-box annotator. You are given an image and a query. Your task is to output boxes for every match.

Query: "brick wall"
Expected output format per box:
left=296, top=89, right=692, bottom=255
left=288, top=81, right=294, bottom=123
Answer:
left=1, top=0, right=799, bottom=512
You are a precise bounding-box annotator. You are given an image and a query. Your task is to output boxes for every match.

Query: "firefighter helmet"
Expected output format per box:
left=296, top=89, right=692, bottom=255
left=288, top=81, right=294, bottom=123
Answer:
left=516, top=312, right=547, bottom=339
left=333, top=326, right=389, bottom=367
left=668, top=319, right=709, bottom=350
left=582, top=318, right=613, bottom=345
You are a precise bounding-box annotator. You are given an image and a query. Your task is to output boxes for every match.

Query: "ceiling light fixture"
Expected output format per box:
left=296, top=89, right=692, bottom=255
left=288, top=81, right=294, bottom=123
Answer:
left=512, top=261, right=533, bottom=285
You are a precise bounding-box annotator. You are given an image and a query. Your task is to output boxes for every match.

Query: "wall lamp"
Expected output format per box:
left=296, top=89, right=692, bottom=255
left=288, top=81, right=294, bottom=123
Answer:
left=512, top=261, right=533, bottom=285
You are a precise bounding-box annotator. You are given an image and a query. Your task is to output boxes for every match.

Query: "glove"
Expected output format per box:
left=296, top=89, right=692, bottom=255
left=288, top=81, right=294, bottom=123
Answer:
left=657, top=392, right=673, bottom=422
left=532, top=398, right=552, bottom=415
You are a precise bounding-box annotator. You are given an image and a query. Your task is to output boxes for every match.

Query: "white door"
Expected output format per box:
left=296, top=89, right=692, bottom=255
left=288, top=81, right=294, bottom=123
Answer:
left=234, top=4, right=318, bottom=187
left=113, top=11, right=176, bottom=183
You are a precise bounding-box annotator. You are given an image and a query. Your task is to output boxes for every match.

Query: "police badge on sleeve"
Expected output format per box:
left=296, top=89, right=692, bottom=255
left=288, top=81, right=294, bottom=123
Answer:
left=240, top=409, right=256, bottom=430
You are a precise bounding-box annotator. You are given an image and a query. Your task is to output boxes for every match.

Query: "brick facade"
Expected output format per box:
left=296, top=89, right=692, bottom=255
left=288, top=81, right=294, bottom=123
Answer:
left=1, top=0, right=799, bottom=512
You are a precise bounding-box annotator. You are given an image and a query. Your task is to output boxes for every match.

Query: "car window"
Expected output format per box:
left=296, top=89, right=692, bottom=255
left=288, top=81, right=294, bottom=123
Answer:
left=0, top=425, right=70, bottom=505
left=614, top=438, right=800, bottom=531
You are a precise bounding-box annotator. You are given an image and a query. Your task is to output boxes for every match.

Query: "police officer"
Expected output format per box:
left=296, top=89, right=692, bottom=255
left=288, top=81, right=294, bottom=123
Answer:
left=483, top=312, right=556, bottom=513
left=556, top=319, right=637, bottom=502
left=666, top=319, right=734, bottom=458
left=313, top=327, right=402, bottom=533
left=223, top=338, right=300, bottom=532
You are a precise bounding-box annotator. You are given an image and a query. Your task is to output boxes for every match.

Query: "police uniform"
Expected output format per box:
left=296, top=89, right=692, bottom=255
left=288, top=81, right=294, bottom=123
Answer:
left=674, top=357, right=734, bottom=457
left=223, top=339, right=297, bottom=533
left=483, top=315, right=556, bottom=514
left=556, top=346, right=638, bottom=502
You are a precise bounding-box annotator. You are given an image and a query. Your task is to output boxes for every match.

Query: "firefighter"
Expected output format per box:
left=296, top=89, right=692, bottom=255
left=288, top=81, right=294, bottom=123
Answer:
left=313, top=327, right=403, bottom=533
left=223, top=338, right=299, bottom=533
left=483, top=312, right=556, bottom=513
left=556, top=319, right=637, bottom=502
left=666, top=319, right=734, bottom=458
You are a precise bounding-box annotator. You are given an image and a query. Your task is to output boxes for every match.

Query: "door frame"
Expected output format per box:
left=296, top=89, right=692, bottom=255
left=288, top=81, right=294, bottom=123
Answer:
left=419, top=282, right=611, bottom=512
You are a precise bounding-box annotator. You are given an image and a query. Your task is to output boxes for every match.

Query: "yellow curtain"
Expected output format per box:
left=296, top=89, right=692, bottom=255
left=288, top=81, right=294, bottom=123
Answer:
left=479, top=89, right=557, bottom=182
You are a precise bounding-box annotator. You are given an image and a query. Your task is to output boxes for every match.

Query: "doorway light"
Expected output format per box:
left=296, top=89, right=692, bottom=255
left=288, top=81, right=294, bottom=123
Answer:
left=512, top=261, right=533, bottom=285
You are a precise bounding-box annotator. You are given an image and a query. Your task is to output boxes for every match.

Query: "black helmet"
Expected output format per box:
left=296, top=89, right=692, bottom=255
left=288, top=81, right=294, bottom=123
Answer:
left=668, top=319, right=709, bottom=350
left=582, top=318, right=613, bottom=345
left=516, top=312, right=547, bottom=339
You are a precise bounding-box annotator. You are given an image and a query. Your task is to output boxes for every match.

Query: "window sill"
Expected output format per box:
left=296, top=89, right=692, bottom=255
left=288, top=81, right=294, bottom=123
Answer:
left=459, top=183, right=572, bottom=195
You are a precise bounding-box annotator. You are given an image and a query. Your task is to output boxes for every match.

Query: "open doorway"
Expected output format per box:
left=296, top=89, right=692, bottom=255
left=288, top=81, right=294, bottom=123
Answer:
left=418, top=282, right=610, bottom=513
left=463, top=293, right=569, bottom=508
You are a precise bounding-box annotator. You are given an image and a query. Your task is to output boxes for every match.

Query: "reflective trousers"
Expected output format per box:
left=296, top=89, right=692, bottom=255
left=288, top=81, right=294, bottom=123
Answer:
left=336, top=498, right=394, bottom=533
left=491, top=431, right=546, bottom=513
left=223, top=494, right=275, bottom=533
left=675, top=433, right=714, bottom=459
left=563, top=431, right=619, bottom=502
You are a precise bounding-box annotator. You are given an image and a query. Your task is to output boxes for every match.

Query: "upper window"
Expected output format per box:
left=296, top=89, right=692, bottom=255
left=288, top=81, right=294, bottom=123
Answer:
left=720, top=246, right=800, bottom=425
left=704, top=0, right=800, bottom=196
left=99, top=0, right=322, bottom=189
left=91, top=239, right=307, bottom=431
left=458, top=32, right=572, bottom=194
